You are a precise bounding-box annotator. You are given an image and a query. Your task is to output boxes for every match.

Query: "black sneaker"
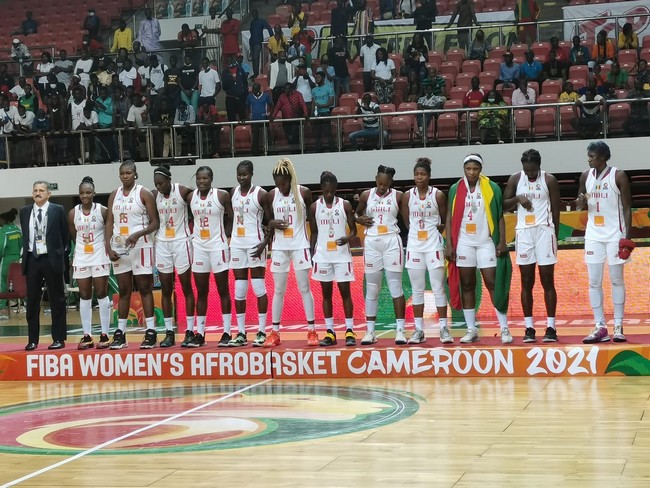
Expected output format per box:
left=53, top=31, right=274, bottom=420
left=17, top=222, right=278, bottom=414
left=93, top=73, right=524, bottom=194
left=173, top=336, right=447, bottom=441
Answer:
left=77, top=334, right=94, bottom=350
left=181, top=330, right=194, bottom=347
left=319, top=330, right=337, bottom=347
left=345, top=329, right=357, bottom=346
left=187, top=332, right=205, bottom=348
left=160, top=330, right=175, bottom=347
left=523, top=327, right=536, bottom=343
left=543, top=327, right=558, bottom=343
left=218, top=332, right=232, bottom=347
left=97, top=333, right=110, bottom=349
left=109, top=330, right=128, bottom=350
left=140, top=329, right=158, bottom=349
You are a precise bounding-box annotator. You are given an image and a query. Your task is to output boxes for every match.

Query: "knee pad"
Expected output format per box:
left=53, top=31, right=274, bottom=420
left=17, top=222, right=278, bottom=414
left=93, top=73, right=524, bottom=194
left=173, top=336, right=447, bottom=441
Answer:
left=411, top=289, right=424, bottom=306
left=234, top=280, right=248, bottom=301
left=387, top=278, right=404, bottom=299
left=251, top=278, right=267, bottom=298
left=366, top=281, right=380, bottom=302
left=609, top=264, right=625, bottom=287
left=296, top=270, right=312, bottom=295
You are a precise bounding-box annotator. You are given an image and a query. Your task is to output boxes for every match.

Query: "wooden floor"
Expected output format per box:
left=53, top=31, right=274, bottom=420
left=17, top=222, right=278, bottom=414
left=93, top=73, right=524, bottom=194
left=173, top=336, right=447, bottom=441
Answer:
left=1, top=377, right=650, bottom=487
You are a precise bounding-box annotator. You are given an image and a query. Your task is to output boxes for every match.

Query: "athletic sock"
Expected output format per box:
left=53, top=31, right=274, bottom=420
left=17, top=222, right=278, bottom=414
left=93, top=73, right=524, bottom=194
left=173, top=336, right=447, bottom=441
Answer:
left=164, top=317, right=173, bottom=331
left=98, top=296, right=110, bottom=335
left=258, top=313, right=267, bottom=333
left=524, top=316, right=534, bottom=329
left=117, top=318, right=127, bottom=332
left=414, top=317, right=424, bottom=330
left=307, top=321, right=316, bottom=331
left=145, top=316, right=155, bottom=330
left=222, top=313, right=232, bottom=335
left=396, top=318, right=405, bottom=331
left=345, top=317, right=354, bottom=330
left=236, top=313, right=246, bottom=334
left=495, top=309, right=508, bottom=330
left=366, top=320, right=376, bottom=333
left=325, top=317, right=334, bottom=329
left=197, top=316, right=206, bottom=335
left=463, top=309, right=476, bottom=330
left=439, top=317, right=448, bottom=328
left=272, top=323, right=280, bottom=332
left=79, top=298, right=92, bottom=335
left=547, top=317, right=556, bottom=330
left=186, top=316, right=195, bottom=332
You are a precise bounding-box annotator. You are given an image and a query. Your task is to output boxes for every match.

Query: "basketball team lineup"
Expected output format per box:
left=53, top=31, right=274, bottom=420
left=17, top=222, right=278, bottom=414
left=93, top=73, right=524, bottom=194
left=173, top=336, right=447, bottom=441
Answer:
left=24, top=140, right=635, bottom=352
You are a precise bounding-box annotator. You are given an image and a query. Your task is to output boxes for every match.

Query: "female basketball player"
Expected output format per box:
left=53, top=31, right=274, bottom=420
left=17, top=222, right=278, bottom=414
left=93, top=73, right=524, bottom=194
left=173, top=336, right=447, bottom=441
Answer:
left=152, top=164, right=195, bottom=348
left=355, top=165, right=406, bottom=345
left=229, top=160, right=270, bottom=347
left=400, top=158, right=450, bottom=345
left=186, top=166, right=234, bottom=348
left=309, top=171, right=357, bottom=347
left=68, top=176, right=111, bottom=349
left=446, top=154, right=512, bottom=344
left=577, top=141, right=633, bottom=343
left=105, top=160, right=160, bottom=349
left=263, top=158, right=315, bottom=348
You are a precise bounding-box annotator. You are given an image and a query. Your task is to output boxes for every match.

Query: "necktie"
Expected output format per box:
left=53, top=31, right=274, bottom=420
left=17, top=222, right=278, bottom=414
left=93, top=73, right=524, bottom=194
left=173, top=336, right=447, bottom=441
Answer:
left=37, top=208, right=42, bottom=224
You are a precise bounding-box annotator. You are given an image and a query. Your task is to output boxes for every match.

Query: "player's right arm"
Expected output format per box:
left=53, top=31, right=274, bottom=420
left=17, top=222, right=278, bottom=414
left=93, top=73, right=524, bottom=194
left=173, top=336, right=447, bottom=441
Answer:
left=104, top=190, right=119, bottom=261
left=575, top=170, right=589, bottom=210
left=354, top=190, right=373, bottom=227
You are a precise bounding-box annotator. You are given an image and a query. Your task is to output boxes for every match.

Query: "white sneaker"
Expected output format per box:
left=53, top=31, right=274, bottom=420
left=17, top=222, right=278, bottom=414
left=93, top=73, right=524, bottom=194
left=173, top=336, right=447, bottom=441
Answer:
left=439, top=326, right=454, bottom=344
left=501, top=326, right=514, bottom=344
left=408, top=329, right=426, bottom=344
left=361, top=330, right=377, bottom=345
left=395, top=329, right=407, bottom=345
left=460, top=328, right=479, bottom=343
left=613, top=325, right=627, bottom=343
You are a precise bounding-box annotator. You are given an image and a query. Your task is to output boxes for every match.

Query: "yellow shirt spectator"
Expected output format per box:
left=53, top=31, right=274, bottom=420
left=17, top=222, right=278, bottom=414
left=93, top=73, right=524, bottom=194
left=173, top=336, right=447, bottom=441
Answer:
left=111, top=25, right=133, bottom=53
left=559, top=91, right=578, bottom=103
left=618, top=24, right=639, bottom=49
left=268, top=34, right=288, bottom=56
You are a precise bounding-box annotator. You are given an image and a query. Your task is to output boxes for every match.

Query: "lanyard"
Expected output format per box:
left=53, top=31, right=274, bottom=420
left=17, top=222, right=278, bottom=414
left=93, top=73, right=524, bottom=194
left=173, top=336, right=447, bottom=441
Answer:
left=32, top=207, right=47, bottom=236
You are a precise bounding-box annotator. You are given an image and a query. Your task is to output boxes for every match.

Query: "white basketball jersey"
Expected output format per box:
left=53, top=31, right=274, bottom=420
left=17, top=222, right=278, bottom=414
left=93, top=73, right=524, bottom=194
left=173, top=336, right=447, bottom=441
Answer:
left=231, top=185, right=264, bottom=249
left=407, top=186, right=444, bottom=252
left=515, top=170, right=553, bottom=231
left=458, top=184, right=491, bottom=245
left=271, top=187, right=310, bottom=250
left=156, top=183, right=190, bottom=242
left=190, top=188, right=228, bottom=251
left=112, top=184, right=152, bottom=248
left=585, top=166, right=625, bottom=242
left=313, top=197, right=352, bottom=263
left=73, top=203, right=109, bottom=267
left=365, top=188, right=399, bottom=237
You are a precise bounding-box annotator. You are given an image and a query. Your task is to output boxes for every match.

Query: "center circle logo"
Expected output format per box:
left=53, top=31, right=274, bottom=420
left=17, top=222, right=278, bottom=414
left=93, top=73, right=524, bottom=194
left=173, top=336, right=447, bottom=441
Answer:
left=0, top=384, right=421, bottom=455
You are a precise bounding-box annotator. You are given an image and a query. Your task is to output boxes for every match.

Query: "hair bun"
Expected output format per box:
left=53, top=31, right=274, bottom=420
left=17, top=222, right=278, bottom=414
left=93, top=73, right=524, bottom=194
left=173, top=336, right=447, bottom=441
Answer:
left=81, top=176, right=94, bottom=185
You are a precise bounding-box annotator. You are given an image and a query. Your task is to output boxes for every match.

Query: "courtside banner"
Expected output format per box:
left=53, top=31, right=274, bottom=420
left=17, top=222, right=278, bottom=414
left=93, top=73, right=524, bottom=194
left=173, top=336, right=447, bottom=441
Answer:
left=562, top=0, right=650, bottom=42
left=2, top=344, right=650, bottom=380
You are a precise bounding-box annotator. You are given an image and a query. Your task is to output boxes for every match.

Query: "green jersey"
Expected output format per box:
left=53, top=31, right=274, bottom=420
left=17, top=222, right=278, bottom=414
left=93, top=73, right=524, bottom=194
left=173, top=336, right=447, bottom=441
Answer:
left=0, top=223, right=22, bottom=257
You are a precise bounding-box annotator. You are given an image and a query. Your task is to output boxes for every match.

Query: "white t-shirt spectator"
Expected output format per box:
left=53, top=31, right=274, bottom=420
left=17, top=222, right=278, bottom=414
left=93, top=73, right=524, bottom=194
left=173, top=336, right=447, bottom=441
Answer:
left=119, top=67, right=137, bottom=87
left=37, top=62, right=55, bottom=85
left=78, top=110, right=99, bottom=128
left=292, top=75, right=316, bottom=103
left=371, top=59, right=395, bottom=80
left=127, top=105, right=148, bottom=127
left=148, top=63, right=166, bottom=92
left=15, top=110, right=36, bottom=128
left=198, top=68, right=221, bottom=97
left=9, top=85, right=26, bottom=99
left=138, top=65, right=149, bottom=87
left=511, top=86, right=536, bottom=106
left=0, top=106, right=19, bottom=133
left=55, top=59, right=74, bottom=87
left=74, top=58, right=94, bottom=86
left=69, top=99, right=87, bottom=130
left=360, top=43, right=380, bottom=72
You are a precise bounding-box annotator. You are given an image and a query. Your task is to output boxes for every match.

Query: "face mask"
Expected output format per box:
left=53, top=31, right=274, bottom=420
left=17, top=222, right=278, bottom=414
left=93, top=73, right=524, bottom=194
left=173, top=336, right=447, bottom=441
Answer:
left=50, top=84, right=57, bottom=88
left=488, top=97, right=495, bottom=103
left=89, top=12, right=95, bottom=16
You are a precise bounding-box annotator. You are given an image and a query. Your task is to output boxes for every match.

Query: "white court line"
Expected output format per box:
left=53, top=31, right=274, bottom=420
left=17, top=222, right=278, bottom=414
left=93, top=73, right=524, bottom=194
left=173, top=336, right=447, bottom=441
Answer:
left=1, top=379, right=273, bottom=488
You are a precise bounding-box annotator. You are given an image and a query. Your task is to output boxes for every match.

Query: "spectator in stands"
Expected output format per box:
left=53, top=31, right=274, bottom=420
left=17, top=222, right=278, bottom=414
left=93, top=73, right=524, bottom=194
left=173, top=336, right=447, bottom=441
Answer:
left=414, top=0, right=437, bottom=47
left=83, top=8, right=101, bottom=40
left=111, top=19, right=133, bottom=53
left=268, top=25, right=288, bottom=62
left=19, top=84, right=39, bottom=113
left=173, top=100, right=196, bottom=156
left=80, top=34, right=102, bottom=55
left=43, top=73, right=67, bottom=99
left=498, top=51, right=520, bottom=88
left=119, top=59, right=138, bottom=88
left=463, top=76, right=484, bottom=108
left=11, top=39, right=32, bottom=74
left=446, top=0, right=479, bottom=52
left=331, top=0, right=348, bottom=39
left=292, top=62, right=316, bottom=115
left=590, top=31, right=615, bottom=68
left=238, top=53, right=253, bottom=80
left=139, top=8, right=162, bottom=53
left=147, top=55, right=167, bottom=115
left=477, top=89, right=507, bottom=144
left=248, top=9, right=274, bottom=79
left=543, top=50, right=566, bottom=81
left=405, top=33, right=428, bottom=77
left=636, top=59, right=650, bottom=90
left=605, top=62, right=629, bottom=91
left=114, top=85, right=131, bottom=127
left=349, top=93, right=385, bottom=149
left=9, top=77, right=26, bottom=101
left=151, top=97, right=174, bottom=157
left=380, top=0, right=396, bottom=20
left=317, top=55, right=336, bottom=91
left=514, top=0, right=539, bottom=46
left=415, top=78, right=444, bottom=136
left=178, top=23, right=200, bottom=60
left=47, top=95, right=70, bottom=163
left=197, top=100, right=220, bottom=158
left=198, top=57, right=221, bottom=106
left=399, top=0, right=416, bottom=19
left=296, top=29, right=315, bottom=66
left=247, top=82, right=273, bottom=156
left=428, top=65, right=446, bottom=98
left=559, top=81, right=578, bottom=103
left=202, top=6, right=222, bottom=67
left=520, top=50, right=543, bottom=83
left=180, top=54, right=200, bottom=112
left=96, top=62, right=112, bottom=87
left=288, top=35, right=307, bottom=67
left=93, top=47, right=111, bottom=72
left=270, top=83, right=308, bottom=146
left=312, top=72, right=335, bottom=151
left=53, top=50, right=74, bottom=88
left=549, top=36, right=568, bottom=63
left=94, top=85, right=117, bottom=162
left=132, top=41, right=148, bottom=67
left=468, top=30, right=492, bottom=70
left=289, top=3, right=308, bottom=38
left=618, top=23, right=639, bottom=51
left=221, top=8, right=241, bottom=67
left=222, top=55, right=248, bottom=121
left=12, top=104, right=35, bottom=166
left=329, top=35, right=354, bottom=99
left=360, top=35, right=380, bottom=92
left=569, top=35, right=590, bottom=66
left=588, top=64, right=607, bottom=92
left=32, top=109, right=50, bottom=132
left=126, top=93, right=148, bottom=158
left=137, top=56, right=150, bottom=91
left=74, top=48, right=94, bottom=89
left=623, top=78, right=650, bottom=136
left=270, top=50, right=295, bottom=104
left=512, top=76, right=535, bottom=106
left=14, top=11, right=38, bottom=37
left=88, top=72, right=101, bottom=101
left=404, top=70, right=422, bottom=102
left=371, top=47, right=396, bottom=104
left=0, top=96, right=17, bottom=160
left=15, top=104, right=35, bottom=134
left=571, top=87, right=604, bottom=138
left=0, top=65, right=14, bottom=98
left=164, top=55, right=182, bottom=107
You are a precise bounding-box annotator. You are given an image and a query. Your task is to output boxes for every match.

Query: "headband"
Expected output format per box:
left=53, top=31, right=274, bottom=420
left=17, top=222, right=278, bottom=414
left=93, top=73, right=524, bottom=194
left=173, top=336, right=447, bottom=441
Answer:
left=153, top=169, right=171, bottom=177
left=463, top=155, right=483, bottom=166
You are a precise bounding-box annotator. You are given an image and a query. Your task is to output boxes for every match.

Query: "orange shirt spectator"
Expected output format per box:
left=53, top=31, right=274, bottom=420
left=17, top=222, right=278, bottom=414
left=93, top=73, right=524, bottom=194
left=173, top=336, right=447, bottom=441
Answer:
left=591, top=32, right=615, bottom=64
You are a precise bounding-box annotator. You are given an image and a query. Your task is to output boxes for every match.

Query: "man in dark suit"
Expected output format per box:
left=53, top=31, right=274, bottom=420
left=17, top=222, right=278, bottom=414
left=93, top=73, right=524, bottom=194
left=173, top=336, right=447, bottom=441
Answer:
left=20, top=181, right=69, bottom=350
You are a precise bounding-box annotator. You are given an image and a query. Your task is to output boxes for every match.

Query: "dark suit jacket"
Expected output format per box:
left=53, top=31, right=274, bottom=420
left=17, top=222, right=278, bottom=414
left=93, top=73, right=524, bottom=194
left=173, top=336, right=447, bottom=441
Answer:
left=20, top=202, right=69, bottom=274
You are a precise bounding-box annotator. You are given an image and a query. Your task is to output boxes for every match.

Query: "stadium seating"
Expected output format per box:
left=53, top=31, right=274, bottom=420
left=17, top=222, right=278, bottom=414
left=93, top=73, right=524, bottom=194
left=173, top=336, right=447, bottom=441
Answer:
left=437, top=112, right=459, bottom=141
left=533, top=107, right=557, bottom=138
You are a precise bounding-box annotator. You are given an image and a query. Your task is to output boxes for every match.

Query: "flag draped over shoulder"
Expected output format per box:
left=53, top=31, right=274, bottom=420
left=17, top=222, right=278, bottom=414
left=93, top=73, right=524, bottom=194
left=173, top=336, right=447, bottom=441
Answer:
left=447, top=175, right=512, bottom=313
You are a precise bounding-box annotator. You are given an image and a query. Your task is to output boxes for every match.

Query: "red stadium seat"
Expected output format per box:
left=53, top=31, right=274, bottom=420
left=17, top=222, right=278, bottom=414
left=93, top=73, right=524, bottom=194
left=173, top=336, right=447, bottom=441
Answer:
left=479, top=71, right=497, bottom=88
left=331, top=106, right=351, bottom=116
left=388, top=53, right=402, bottom=75
left=514, top=109, right=532, bottom=137
left=427, top=51, right=444, bottom=68
left=538, top=93, right=559, bottom=103
left=439, top=61, right=459, bottom=79
left=234, top=125, right=252, bottom=152
left=389, top=115, right=414, bottom=145
left=483, top=58, right=502, bottom=73
left=446, top=48, right=465, bottom=65
left=343, top=119, right=364, bottom=143
left=533, top=107, right=557, bottom=137
left=437, top=112, right=459, bottom=141
left=456, top=72, right=474, bottom=88
left=439, top=74, right=454, bottom=95
left=350, top=79, right=365, bottom=97
left=379, top=103, right=396, bottom=113
left=542, top=79, right=562, bottom=95
left=568, top=65, right=589, bottom=86
left=510, top=44, right=528, bottom=58
left=489, top=46, right=507, bottom=59
left=394, top=77, right=408, bottom=97
left=443, top=99, right=463, bottom=110
left=607, top=102, right=630, bottom=134
left=339, top=93, right=360, bottom=112
left=398, top=102, right=418, bottom=112
left=461, top=60, right=481, bottom=76
left=450, top=86, right=468, bottom=100
left=560, top=105, right=577, bottom=136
